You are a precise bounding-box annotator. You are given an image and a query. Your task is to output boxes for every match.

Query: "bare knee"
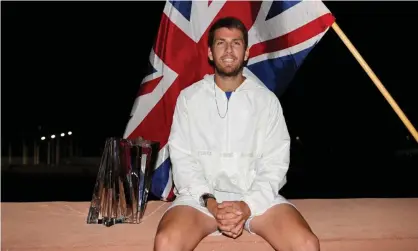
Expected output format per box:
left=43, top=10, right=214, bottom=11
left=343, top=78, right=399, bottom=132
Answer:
left=294, top=233, right=320, bottom=251
left=153, top=205, right=217, bottom=251
left=154, top=229, right=184, bottom=251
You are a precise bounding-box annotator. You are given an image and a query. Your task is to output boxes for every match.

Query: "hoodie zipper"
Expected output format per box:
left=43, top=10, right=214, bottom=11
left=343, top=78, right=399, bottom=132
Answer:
left=226, top=85, right=245, bottom=154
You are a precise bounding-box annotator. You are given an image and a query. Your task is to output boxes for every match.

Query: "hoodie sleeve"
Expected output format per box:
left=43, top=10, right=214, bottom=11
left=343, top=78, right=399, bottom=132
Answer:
left=168, top=91, right=213, bottom=203
left=242, top=96, right=290, bottom=217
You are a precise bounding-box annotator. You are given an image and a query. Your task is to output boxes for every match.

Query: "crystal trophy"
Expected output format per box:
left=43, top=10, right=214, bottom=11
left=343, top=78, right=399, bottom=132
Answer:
left=86, top=137, right=159, bottom=226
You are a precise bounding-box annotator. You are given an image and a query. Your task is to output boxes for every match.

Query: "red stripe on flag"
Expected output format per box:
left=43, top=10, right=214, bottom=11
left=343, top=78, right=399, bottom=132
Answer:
left=153, top=14, right=197, bottom=78
left=137, top=76, right=163, bottom=96
left=210, top=1, right=262, bottom=34
left=249, top=13, right=335, bottom=58
left=127, top=79, right=180, bottom=148
left=167, top=187, right=175, bottom=200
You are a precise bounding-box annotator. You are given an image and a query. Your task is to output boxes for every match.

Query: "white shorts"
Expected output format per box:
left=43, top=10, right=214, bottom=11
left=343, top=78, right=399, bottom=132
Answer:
left=162, top=190, right=295, bottom=236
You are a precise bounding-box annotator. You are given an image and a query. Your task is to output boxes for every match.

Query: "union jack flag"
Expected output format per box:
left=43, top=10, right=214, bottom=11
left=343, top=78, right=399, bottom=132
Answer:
left=124, top=0, right=335, bottom=201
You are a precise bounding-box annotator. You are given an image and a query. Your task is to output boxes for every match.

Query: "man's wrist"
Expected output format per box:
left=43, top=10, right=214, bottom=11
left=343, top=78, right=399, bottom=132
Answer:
left=200, top=193, right=216, bottom=207
left=206, top=198, right=217, bottom=215
left=206, top=198, right=217, bottom=209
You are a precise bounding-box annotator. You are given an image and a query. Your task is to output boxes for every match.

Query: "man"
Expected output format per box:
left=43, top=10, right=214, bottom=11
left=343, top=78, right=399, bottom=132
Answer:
left=154, top=17, right=319, bottom=251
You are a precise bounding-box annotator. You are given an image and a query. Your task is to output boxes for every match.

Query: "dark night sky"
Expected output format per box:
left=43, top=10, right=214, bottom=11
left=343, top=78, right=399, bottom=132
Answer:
left=2, top=1, right=418, bottom=157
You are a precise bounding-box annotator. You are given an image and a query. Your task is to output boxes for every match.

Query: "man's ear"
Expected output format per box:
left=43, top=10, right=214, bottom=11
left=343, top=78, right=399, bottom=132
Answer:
left=208, top=47, right=214, bottom=61
left=244, top=46, right=250, bottom=61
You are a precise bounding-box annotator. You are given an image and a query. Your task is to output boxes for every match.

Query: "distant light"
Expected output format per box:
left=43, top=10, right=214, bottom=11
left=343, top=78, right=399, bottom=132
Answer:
left=41, top=136, right=46, bottom=140
left=61, top=133, right=65, bottom=137
left=51, top=134, right=56, bottom=139
left=68, top=131, right=72, bottom=135
left=296, top=136, right=300, bottom=140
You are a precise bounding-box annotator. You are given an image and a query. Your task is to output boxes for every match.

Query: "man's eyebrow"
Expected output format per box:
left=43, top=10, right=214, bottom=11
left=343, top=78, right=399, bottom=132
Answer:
left=215, top=38, right=243, bottom=41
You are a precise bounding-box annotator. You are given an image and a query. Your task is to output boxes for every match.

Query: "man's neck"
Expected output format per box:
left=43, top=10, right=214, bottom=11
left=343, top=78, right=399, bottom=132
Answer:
left=214, top=73, right=246, bottom=92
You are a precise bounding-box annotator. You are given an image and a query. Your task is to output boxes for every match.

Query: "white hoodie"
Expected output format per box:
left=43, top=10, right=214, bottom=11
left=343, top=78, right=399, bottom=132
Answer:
left=168, top=73, right=290, bottom=217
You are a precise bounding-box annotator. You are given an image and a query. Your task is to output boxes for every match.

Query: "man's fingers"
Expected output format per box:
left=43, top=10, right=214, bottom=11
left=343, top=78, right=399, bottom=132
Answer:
left=219, top=217, right=242, bottom=226
left=216, top=211, right=241, bottom=221
left=219, top=218, right=246, bottom=239
left=217, top=206, right=242, bottom=216
left=228, top=220, right=245, bottom=238
left=222, top=231, right=234, bottom=238
left=222, top=227, right=243, bottom=239
left=218, top=201, right=234, bottom=208
left=233, top=227, right=244, bottom=239
left=217, top=223, right=234, bottom=232
left=230, top=219, right=245, bottom=234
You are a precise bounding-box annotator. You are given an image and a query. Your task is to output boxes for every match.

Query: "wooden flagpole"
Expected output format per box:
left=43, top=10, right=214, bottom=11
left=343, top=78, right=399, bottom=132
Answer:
left=331, top=22, right=418, bottom=143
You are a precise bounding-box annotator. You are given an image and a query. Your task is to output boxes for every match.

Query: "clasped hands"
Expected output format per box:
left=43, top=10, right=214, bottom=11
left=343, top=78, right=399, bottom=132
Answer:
left=207, top=200, right=251, bottom=238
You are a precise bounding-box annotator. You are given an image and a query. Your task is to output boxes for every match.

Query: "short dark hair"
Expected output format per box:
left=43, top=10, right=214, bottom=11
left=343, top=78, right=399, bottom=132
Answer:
left=207, top=17, right=248, bottom=48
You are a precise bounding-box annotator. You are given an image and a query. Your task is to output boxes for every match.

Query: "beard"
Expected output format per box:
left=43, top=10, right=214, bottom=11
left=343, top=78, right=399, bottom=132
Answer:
left=213, top=58, right=245, bottom=77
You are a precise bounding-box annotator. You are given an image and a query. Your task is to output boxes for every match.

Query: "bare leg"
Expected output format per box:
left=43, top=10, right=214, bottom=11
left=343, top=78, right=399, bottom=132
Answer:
left=154, top=205, right=218, bottom=251
left=249, top=204, right=320, bottom=251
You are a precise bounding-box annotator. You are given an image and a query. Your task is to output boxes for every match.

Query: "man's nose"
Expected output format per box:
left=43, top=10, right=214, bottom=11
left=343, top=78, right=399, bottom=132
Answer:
left=225, top=43, right=233, bottom=53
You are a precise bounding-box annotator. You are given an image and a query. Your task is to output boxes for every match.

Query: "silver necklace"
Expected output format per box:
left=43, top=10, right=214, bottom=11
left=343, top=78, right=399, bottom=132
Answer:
left=214, top=82, right=228, bottom=119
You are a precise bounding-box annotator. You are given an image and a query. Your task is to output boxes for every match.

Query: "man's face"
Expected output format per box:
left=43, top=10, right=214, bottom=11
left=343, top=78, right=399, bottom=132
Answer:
left=208, top=27, right=249, bottom=77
